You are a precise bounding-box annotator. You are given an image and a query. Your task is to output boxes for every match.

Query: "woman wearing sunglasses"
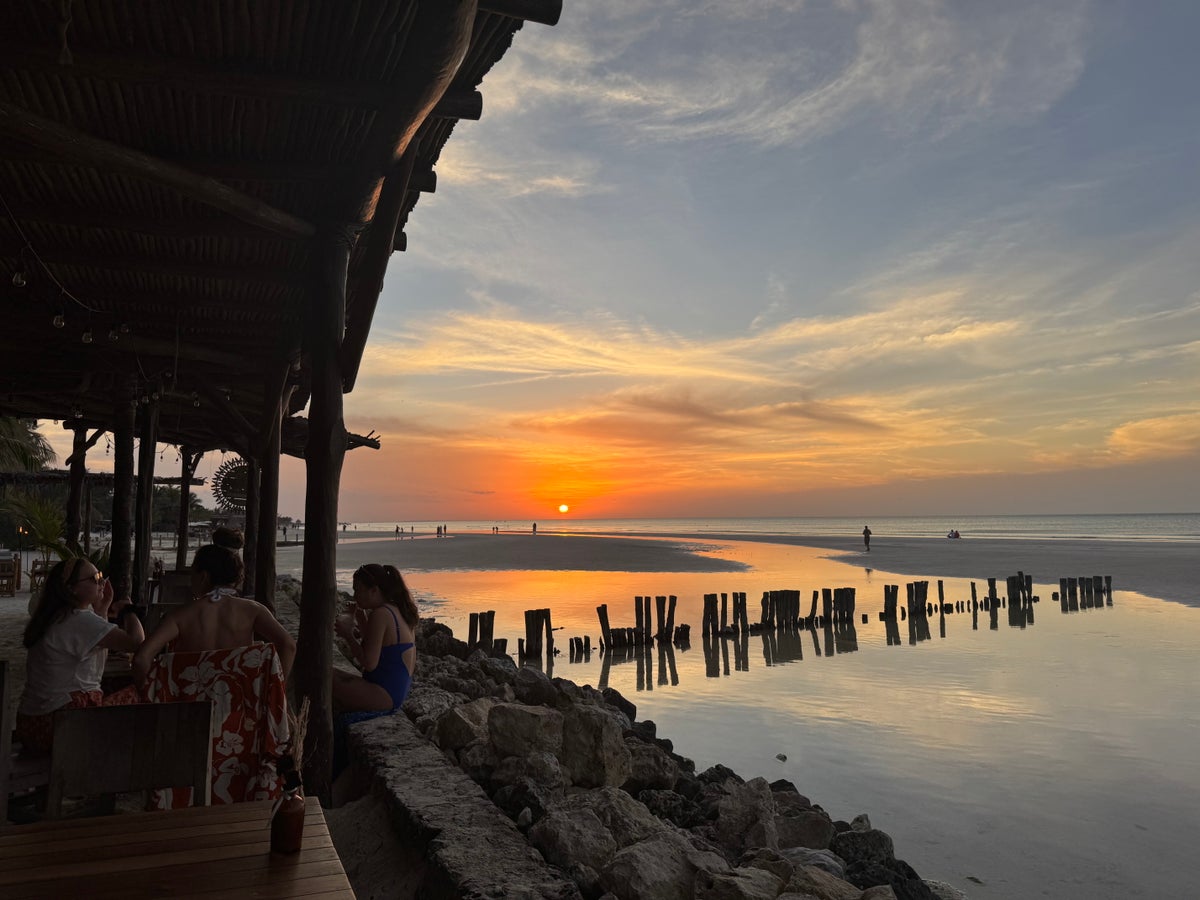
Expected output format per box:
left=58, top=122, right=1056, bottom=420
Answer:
left=15, top=557, right=146, bottom=752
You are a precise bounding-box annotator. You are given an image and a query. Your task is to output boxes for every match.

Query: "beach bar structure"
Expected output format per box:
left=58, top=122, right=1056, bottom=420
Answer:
left=0, top=0, right=561, bottom=798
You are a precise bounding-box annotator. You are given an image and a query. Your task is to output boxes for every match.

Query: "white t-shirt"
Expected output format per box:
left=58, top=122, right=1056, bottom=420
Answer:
left=19, top=608, right=116, bottom=716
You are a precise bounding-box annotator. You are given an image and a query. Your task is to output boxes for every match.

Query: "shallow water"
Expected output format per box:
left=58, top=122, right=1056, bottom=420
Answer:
left=292, top=537, right=1200, bottom=899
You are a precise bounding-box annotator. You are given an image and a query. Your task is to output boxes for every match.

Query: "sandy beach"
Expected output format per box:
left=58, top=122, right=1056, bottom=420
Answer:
left=327, top=529, right=1197, bottom=608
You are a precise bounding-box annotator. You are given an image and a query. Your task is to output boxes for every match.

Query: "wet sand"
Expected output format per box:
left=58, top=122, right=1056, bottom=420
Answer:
left=326, top=530, right=1197, bottom=608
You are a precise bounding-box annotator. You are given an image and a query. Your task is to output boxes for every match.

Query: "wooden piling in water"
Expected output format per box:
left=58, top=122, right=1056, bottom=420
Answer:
left=720, top=593, right=729, bottom=632
left=468, top=612, right=479, bottom=649
left=1104, top=575, right=1112, bottom=605
left=655, top=595, right=667, bottom=640
left=597, top=603, right=612, bottom=648
left=667, top=595, right=678, bottom=636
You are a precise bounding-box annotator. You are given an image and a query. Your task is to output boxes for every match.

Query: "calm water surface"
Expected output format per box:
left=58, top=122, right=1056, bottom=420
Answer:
left=291, top=535, right=1200, bottom=899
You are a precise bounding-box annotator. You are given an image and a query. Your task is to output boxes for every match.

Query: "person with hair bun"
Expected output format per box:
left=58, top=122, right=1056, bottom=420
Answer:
left=333, top=563, right=417, bottom=712
left=132, top=528, right=296, bottom=686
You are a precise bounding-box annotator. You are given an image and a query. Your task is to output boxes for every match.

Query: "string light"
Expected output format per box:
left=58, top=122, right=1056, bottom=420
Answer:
left=81, top=327, right=93, bottom=344
left=11, top=270, right=26, bottom=288
left=108, top=326, right=120, bottom=342
left=52, top=313, right=65, bottom=328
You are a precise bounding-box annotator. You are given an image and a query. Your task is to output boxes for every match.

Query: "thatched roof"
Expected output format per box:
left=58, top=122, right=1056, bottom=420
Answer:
left=0, top=0, right=560, bottom=457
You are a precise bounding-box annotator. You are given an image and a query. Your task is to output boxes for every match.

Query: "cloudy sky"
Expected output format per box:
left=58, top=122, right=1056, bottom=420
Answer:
left=51, top=1, right=1200, bottom=522
left=313, top=0, right=1197, bottom=522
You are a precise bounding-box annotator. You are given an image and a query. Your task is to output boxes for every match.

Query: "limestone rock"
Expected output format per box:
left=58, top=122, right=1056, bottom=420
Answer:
left=694, top=865, right=786, bottom=900
left=861, top=887, right=899, bottom=900
left=844, top=859, right=934, bottom=900
left=738, top=846, right=795, bottom=881
left=515, top=665, right=560, bottom=707
left=851, top=813, right=872, bottom=832
left=489, top=703, right=564, bottom=759
left=622, top=736, right=681, bottom=794
left=601, top=686, right=636, bottom=722
left=785, top=864, right=863, bottom=900
left=601, top=831, right=729, bottom=900
left=456, top=739, right=499, bottom=785
left=830, top=827, right=895, bottom=867
left=638, top=788, right=705, bottom=829
left=492, top=750, right=569, bottom=793
left=435, top=697, right=495, bottom=751
left=560, top=704, right=631, bottom=788
left=562, top=786, right=666, bottom=848
left=712, top=776, right=779, bottom=855
left=776, top=807, right=835, bottom=850
left=529, top=808, right=619, bottom=872
left=779, top=846, right=846, bottom=879
left=925, top=880, right=969, bottom=900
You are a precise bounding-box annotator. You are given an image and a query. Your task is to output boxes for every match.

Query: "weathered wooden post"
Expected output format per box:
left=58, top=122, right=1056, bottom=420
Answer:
left=468, top=612, right=479, bottom=649
left=634, top=596, right=644, bottom=640
left=655, top=595, right=667, bottom=640
left=667, top=595, right=678, bottom=638
left=597, top=604, right=612, bottom=648
left=720, top=593, right=728, bottom=633
left=1104, top=575, right=1113, bottom=605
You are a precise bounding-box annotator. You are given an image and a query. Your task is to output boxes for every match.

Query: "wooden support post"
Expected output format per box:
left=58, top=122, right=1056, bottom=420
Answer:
left=822, top=588, right=833, bottom=625
left=655, top=595, right=667, bottom=640
left=1104, top=575, right=1112, bottom=605
left=296, top=228, right=353, bottom=802
left=242, top=457, right=260, bottom=605
left=469, top=612, right=480, bottom=649
left=175, top=449, right=201, bottom=570
left=132, top=397, right=159, bottom=605
left=720, top=593, right=728, bottom=632
left=110, top=378, right=136, bottom=605
left=65, top=426, right=87, bottom=546
left=667, top=595, right=677, bottom=638
left=255, top=384, right=286, bottom=612
left=543, top=608, right=554, bottom=654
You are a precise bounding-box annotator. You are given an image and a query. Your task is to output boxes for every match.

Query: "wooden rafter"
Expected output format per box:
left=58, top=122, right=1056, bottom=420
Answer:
left=0, top=100, right=316, bottom=239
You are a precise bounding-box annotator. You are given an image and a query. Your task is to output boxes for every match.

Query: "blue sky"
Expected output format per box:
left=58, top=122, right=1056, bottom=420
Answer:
left=48, top=1, right=1200, bottom=521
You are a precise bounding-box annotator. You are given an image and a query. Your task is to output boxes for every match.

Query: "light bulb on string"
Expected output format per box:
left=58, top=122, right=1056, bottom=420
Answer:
left=108, top=326, right=119, bottom=342
left=52, top=313, right=65, bottom=328
left=11, top=270, right=26, bottom=288
left=81, top=328, right=94, bottom=344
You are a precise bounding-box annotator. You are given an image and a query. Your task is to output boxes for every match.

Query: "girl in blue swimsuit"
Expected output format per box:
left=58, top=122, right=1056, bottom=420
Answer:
left=333, top=564, right=417, bottom=712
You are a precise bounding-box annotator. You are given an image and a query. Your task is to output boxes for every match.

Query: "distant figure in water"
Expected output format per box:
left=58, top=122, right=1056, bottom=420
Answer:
left=532, top=522, right=537, bottom=535
left=862, top=525, right=872, bottom=552
left=947, top=529, right=961, bottom=539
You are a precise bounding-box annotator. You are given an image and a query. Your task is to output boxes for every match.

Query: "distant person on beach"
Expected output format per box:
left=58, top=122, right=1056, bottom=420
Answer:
left=132, top=528, right=295, bottom=686
left=532, top=522, right=537, bottom=535
left=395, top=525, right=400, bottom=540
left=332, top=564, right=417, bottom=713
left=16, top=557, right=145, bottom=752
left=863, top=525, right=872, bottom=552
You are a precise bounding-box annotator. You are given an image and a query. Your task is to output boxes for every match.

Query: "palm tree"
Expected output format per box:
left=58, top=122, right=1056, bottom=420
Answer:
left=0, top=417, right=54, bottom=471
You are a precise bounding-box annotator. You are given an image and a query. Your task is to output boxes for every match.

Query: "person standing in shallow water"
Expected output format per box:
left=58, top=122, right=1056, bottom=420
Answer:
left=863, top=525, right=872, bottom=552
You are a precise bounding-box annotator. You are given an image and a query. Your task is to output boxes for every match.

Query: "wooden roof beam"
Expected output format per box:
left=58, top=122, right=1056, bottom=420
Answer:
left=0, top=250, right=311, bottom=288
left=479, top=0, right=563, bottom=26
left=0, top=202, right=290, bottom=240
left=0, top=100, right=316, bottom=240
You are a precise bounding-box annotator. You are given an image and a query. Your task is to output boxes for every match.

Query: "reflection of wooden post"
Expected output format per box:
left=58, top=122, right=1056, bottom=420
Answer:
left=702, top=593, right=717, bottom=636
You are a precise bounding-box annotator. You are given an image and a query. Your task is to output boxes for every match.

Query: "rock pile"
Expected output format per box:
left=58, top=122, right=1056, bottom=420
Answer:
left=364, top=620, right=965, bottom=900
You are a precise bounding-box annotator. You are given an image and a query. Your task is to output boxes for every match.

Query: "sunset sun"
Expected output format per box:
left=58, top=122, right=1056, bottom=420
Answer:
left=558, top=504, right=569, bottom=513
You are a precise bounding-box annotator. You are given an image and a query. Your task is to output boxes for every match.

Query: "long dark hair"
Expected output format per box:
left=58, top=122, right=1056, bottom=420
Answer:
left=353, top=564, right=418, bottom=627
left=24, top=558, right=86, bottom=648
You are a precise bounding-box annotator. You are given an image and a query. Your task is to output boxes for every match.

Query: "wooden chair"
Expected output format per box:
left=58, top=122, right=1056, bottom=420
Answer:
left=0, top=555, right=16, bottom=597
left=1, top=659, right=52, bottom=825
left=45, top=701, right=214, bottom=818
left=27, top=558, right=50, bottom=595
